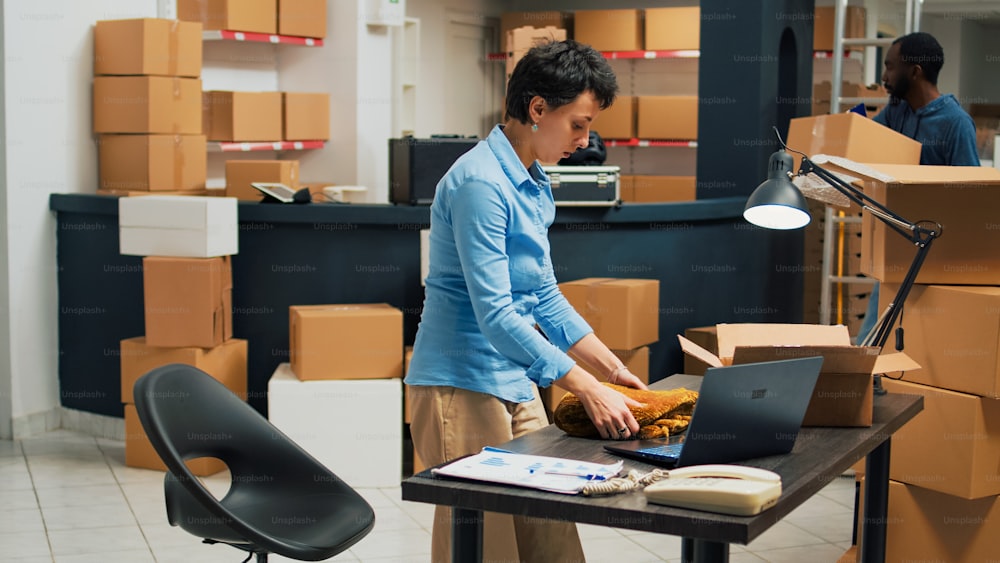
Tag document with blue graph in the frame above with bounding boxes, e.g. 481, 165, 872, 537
431, 447, 624, 494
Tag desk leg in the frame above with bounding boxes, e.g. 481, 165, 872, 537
681, 537, 729, 562
451, 507, 483, 563
861, 438, 891, 563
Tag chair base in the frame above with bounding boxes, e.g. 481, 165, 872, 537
203, 538, 269, 562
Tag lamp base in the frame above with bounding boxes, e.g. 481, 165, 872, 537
873, 374, 888, 396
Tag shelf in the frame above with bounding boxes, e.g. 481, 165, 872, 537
489, 49, 699, 61
604, 139, 697, 148
208, 141, 326, 152
203, 30, 324, 46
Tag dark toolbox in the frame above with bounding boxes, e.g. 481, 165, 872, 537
541, 165, 621, 206
389, 136, 479, 205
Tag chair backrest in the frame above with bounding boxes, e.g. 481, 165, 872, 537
132, 363, 372, 557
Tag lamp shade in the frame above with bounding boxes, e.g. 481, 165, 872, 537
743, 150, 811, 230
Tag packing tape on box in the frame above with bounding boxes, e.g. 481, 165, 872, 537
169, 20, 179, 77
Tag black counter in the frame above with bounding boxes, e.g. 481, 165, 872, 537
50, 194, 804, 417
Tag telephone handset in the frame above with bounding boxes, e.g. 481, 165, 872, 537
643, 464, 782, 516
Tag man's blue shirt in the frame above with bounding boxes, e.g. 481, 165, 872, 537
873, 93, 980, 166
404, 125, 593, 403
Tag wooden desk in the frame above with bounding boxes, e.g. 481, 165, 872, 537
401, 374, 923, 563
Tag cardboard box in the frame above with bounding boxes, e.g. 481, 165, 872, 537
283, 92, 329, 141
289, 303, 404, 380
119, 195, 239, 257
278, 0, 327, 38
879, 284, 1000, 397
178, 0, 277, 34
99, 134, 207, 192
644, 7, 699, 51
558, 278, 659, 350
573, 9, 642, 52
543, 346, 651, 415
120, 336, 247, 404
637, 96, 698, 141
855, 479, 1000, 561
786, 113, 921, 170
268, 363, 402, 486
506, 26, 567, 78
94, 18, 202, 77
682, 326, 717, 375
93, 76, 202, 134
883, 378, 1000, 499
620, 175, 696, 203
205, 91, 283, 142
224, 159, 299, 201
500, 11, 571, 51
822, 160, 1000, 284
814, 6, 867, 52
678, 323, 918, 427
124, 403, 226, 476
592, 96, 635, 140
143, 256, 232, 348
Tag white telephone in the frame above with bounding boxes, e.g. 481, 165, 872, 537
643, 464, 782, 516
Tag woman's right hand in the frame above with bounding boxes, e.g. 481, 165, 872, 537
558, 366, 643, 440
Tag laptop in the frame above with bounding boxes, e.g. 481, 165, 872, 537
604, 356, 823, 468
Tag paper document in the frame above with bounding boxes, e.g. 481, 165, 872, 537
431, 447, 624, 494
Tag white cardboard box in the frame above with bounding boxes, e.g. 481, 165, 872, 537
119, 195, 238, 257
267, 363, 402, 487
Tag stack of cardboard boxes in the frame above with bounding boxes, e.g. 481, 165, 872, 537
117, 195, 244, 476
93, 18, 207, 197
177, 0, 327, 39
821, 161, 1000, 560
538, 278, 660, 417
268, 303, 404, 487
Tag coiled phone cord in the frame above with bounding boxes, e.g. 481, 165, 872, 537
581, 468, 672, 496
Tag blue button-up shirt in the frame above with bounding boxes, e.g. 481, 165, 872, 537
404, 125, 593, 403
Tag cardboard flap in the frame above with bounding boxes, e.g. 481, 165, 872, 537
874, 352, 920, 374
715, 323, 851, 359
732, 345, 879, 374
677, 335, 723, 368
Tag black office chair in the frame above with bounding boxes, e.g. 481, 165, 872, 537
133, 363, 375, 562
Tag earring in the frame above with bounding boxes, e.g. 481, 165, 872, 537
531, 123, 538, 132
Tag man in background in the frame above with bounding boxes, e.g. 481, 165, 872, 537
858, 31, 980, 343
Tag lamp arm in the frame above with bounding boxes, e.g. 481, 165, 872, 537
869, 236, 935, 350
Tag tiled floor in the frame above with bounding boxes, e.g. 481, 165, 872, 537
1, 429, 857, 562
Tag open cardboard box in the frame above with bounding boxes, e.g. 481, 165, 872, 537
678, 323, 919, 427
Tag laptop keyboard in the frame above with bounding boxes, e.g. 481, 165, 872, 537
638, 443, 684, 458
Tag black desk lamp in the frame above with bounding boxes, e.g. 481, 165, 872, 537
743, 128, 941, 394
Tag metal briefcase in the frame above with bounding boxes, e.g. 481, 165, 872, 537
541, 165, 621, 207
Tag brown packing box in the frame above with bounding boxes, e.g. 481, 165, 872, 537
883, 378, 1000, 499
855, 479, 1000, 561
785, 113, 921, 171
879, 284, 1000, 397
644, 7, 700, 51
94, 18, 202, 77
822, 161, 1000, 284
225, 159, 299, 201
678, 323, 918, 427
205, 91, 283, 142
558, 278, 659, 350
620, 175, 696, 203
814, 6, 867, 52
125, 404, 226, 475
283, 92, 330, 141
573, 9, 642, 52
143, 256, 232, 348
289, 303, 404, 380
682, 326, 717, 375
278, 0, 327, 38
99, 134, 207, 192
813, 81, 888, 102
93, 76, 202, 134
120, 336, 247, 403
592, 96, 635, 140
500, 11, 571, 52
178, 0, 277, 34
506, 26, 567, 78
637, 96, 698, 141
543, 346, 651, 415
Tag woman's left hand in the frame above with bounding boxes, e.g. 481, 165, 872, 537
609, 367, 648, 390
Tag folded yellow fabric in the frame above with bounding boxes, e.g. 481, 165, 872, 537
553, 383, 699, 440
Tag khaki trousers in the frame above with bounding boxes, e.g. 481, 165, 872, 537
408, 384, 585, 563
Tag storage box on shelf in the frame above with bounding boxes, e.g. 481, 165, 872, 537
93, 76, 202, 135
505, 26, 567, 79
94, 18, 202, 77
813, 6, 867, 52
283, 92, 330, 141
204, 91, 283, 142
278, 0, 327, 38
643, 7, 699, 51
98, 134, 207, 192
178, 0, 277, 34
637, 96, 698, 141
573, 9, 642, 52
619, 175, 695, 203
500, 11, 571, 52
